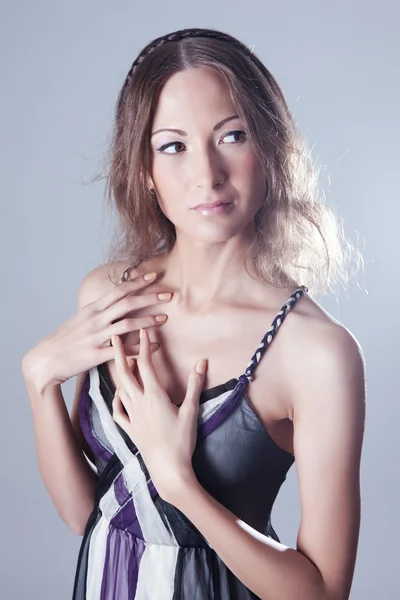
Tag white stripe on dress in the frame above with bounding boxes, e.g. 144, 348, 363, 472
123, 457, 179, 546
89, 366, 134, 466
86, 516, 110, 600
197, 389, 233, 426
89, 367, 179, 545
135, 544, 180, 600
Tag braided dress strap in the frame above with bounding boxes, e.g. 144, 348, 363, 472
238, 285, 309, 385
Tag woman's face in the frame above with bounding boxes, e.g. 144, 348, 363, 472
148, 66, 267, 244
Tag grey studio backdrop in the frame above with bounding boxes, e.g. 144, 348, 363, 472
1, 1, 397, 598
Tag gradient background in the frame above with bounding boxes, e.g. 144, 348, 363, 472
2, 1, 397, 598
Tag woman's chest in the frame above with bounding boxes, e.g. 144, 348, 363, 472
107, 301, 295, 454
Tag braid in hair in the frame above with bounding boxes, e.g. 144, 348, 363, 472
117, 27, 267, 112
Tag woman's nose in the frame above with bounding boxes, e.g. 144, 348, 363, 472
191, 145, 227, 189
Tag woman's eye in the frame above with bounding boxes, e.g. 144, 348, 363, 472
157, 141, 186, 154
156, 130, 246, 154
222, 130, 247, 144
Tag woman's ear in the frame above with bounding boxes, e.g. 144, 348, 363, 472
147, 175, 155, 191
139, 170, 154, 191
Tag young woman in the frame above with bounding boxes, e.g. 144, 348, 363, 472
22, 27, 366, 600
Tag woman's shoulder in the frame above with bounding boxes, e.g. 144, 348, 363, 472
277, 290, 363, 419
281, 287, 359, 362
77, 262, 124, 309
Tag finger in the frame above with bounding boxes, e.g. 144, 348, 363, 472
115, 386, 134, 419
119, 386, 135, 417
111, 334, 142, 394
181, 359, 208, 416
137, 328, 162, 391
105, 301, 170, 336
112, 389, 130, 427
94, 271, 157, 312
97, 341, 159, 367
123, 342, 160, 357
127, 356, 136, 372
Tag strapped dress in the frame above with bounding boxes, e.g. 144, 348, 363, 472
73, 284, 308, 599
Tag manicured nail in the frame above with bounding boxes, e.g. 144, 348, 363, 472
143, 272, 157, 281
157, 292, 172, 300
155, 314, 167, 322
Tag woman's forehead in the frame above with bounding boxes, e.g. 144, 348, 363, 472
152, 68, 237, 129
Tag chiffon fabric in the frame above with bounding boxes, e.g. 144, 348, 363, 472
72, 285, 308, 599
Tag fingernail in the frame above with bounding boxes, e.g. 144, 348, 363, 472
196, 359, 207, 374
143, 272, 157, 281
139, 328, 143, 340
157, 292, 172, 300
155, 314, 167, 322
111, 335, 115, 346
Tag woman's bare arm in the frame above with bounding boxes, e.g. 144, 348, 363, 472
22, 266, 111, 535
165, 319, 366, 600
23, 368, 98, 535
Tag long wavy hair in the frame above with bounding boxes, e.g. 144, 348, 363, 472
93, 27, 364, 296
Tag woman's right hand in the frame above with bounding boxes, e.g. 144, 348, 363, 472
22, 271, 172, 392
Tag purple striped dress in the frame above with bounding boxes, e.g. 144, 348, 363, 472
73, 285, 308, 599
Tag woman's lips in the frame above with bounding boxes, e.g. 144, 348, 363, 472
192, 202, 234, 216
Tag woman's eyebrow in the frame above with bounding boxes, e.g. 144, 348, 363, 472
151, 114, 240, 137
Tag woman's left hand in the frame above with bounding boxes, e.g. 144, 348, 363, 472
111, 328, 208, 503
